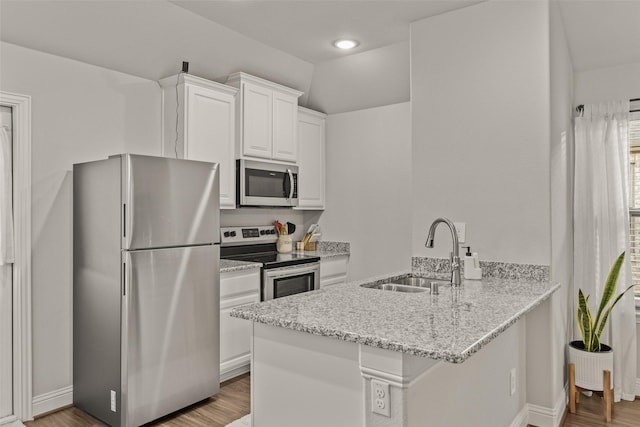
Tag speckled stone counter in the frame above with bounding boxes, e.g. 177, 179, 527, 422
220, 259, 262, 273
231, 271, 559, 363
297, 241, 350, 259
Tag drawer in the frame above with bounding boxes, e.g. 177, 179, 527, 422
320, 255, 349, 279
220, 268, 261, 300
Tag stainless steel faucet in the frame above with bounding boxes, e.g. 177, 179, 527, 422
425, 218, 461, 286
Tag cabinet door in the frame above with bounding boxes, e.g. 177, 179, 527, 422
272, 92, 298, 162
242, 83, 272, 159
185, 85, 236, 209
220, 294, 257, 380
320, 255, 349, 288
220, 269, 260, 381
297, 111, 325, 209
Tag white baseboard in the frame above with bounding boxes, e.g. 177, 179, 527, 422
528, 385, 567, 427
32, 385, 72, 417
636, 378, 640, 397
220, 363, 250, 383
509, 404, 529, 427
0, 414, 26, 427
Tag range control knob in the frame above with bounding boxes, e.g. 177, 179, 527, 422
230, 231, 237, 237
223, 231, 230, 238
269, 229, 276, 234
260, 230, 265, 235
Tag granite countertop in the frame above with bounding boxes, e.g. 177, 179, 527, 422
220, 259, 262, 273
297, 249, 350, 259
301, 241, 350, 259
231, 272, 560, 363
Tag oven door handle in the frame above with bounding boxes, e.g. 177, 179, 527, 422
263, 262, 320, 279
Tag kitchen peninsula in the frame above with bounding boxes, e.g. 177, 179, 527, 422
232, 268, 560, 427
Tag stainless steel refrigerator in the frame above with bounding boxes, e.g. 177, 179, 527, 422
73, 154, 220, 427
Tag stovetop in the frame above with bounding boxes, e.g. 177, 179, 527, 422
220, 226, 319, 269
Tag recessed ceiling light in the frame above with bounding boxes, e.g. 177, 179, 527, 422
333, 39, 359, 50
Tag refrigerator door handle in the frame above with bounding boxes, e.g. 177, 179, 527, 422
121, 252, 131, 424
122, 155, 134, 249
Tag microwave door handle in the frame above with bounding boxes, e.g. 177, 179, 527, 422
286, 169, 294, 199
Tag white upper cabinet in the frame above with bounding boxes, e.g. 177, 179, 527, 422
226, 72, 302, 163
272, 91, 298, 161
242, 83, 272, 158
160, 74, 237, 209
296, 107, 326, 210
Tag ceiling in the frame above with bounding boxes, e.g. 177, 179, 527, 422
169, 0, 483, 64
556, 0, 640, 71
1, 0, 639, 111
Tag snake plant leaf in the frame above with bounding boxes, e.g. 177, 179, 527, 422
591, 333, 600, 352
592, 252, 625, 335
576, 252, 634, 352
594, 284, 635, 344
577, 288, 593, 349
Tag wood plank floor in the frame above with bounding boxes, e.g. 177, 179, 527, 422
562, 393, 639, 427
25, 373, 639, 426
25, 374, 250, 427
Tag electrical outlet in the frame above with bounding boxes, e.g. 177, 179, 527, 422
110, 390, 117, 412
371, 379, 390, 417
454, 222, 466, 244
510, 368, 516, 396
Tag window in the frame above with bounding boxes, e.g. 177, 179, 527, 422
627, 108, 640, 304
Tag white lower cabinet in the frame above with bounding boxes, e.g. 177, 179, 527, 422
220, 268, 260, 381
320, 255, 349, 288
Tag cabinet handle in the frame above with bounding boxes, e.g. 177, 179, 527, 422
286, 169, 294, 199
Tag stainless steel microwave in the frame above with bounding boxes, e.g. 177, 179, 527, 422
236, 159, 298, 207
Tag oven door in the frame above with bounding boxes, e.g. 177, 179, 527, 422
262, 262, 319, 301
238, 159, 298, 207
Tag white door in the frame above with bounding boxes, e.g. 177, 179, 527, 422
0, 105, 13, 419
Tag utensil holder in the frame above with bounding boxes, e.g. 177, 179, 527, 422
304, 241, 317, 251
277, 235, 293, 253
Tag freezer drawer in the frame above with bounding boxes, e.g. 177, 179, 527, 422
123, 245, 220, 426
122, 155, 220, 250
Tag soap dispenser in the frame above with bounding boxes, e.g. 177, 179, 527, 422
463, 246, 482, 280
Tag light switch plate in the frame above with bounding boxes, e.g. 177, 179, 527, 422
454, 222, 466, 244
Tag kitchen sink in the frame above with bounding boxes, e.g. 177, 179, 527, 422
360, 276, 451, 293
362, 283, 429, 293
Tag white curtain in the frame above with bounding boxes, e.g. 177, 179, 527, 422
573, 101, 637, 401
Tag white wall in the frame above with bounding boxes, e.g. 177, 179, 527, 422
574, 61, 640, 105
319, 102, 412, 281
0, 42, 161, 404
410, 0, 551, 265
548, 0, 575, 411
410, 0, 568, 422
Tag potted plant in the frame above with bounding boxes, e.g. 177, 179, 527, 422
569, 251, 634, 391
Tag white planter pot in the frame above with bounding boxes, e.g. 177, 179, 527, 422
568, 340, 613, 391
